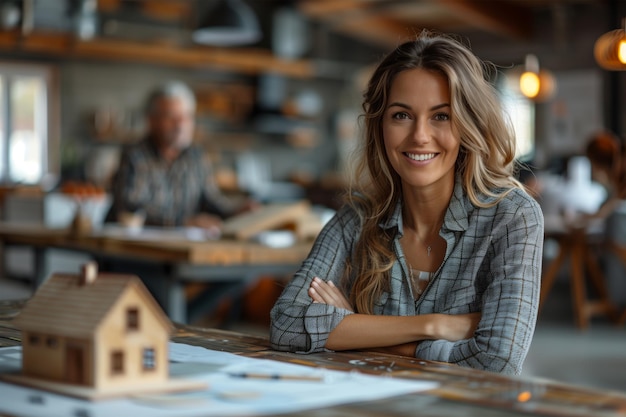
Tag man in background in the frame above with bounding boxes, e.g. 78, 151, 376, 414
109, 80, 253, 232
107, 81, 258, 325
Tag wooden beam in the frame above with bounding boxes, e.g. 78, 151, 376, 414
435, 0, 532, 40
298, 0, 375, 17
299, 0, 533, 48
299, 0, 417, 47
0, 32, 315, 78
337, 15, 420, 47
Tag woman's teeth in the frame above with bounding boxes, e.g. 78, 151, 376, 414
406, 152, 436, 161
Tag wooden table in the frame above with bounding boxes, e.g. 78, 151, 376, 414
0, 222, 312, 323
1, 301, 626, 417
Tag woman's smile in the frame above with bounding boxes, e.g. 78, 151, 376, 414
404, 152, 438, 162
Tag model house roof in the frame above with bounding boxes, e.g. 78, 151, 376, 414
15, 270, 172, 338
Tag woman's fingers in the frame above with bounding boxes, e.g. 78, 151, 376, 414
308, 286, 324, 303
310, 277, 335, 302
308, 277, 353, 311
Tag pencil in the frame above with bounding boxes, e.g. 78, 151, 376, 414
227, 372, 324, 382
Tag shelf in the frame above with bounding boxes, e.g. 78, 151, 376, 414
0, 31, 316, 78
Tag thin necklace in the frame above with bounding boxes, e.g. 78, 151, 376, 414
412, 228, 436, 257
404, 212, 444, 259
415, 226, 442, 257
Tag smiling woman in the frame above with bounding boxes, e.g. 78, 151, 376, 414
270, 30, 544, 376
382, 69, 459, 194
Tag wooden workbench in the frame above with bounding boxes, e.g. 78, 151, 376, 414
0, 222, 312, 323
1, 301, 626, 417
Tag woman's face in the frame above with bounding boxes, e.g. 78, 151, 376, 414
382, 68, 460, 191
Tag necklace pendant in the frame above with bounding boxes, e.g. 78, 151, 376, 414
427, 245, 432, 257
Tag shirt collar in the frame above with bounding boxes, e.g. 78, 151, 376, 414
380, 175, 469, 236
144, 136, 192, 161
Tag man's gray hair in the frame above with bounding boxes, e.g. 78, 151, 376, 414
145, 81, 196, 115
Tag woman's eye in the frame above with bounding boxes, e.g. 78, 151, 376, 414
433, 112, 450, 121
392, 112, 410, 120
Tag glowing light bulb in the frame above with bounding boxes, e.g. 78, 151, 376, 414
618, 39, 626, 64
520, 71, 540, 98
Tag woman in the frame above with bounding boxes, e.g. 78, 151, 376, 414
270, 31, 544, 375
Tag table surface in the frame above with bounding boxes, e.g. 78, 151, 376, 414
1, 300, 626, 417
0, 221, 314, 324
0, 221, 313, 266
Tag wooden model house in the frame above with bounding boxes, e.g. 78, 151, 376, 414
9, 263, 192, 398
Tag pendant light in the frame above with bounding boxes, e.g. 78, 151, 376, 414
518, 54, 556, 102
594, 18, 626, 70
192, 0, 261, 47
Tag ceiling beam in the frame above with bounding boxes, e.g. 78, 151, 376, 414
299, 0, 534, 48
434, 0, 532, 40
334, 15, 421, 47
298, 0, 420, 47
298, 0, 375, 17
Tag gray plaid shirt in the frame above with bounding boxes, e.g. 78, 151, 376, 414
110, 139, 236, 227
270, 178, 544, 375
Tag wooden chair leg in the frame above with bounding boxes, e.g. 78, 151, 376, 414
539, 239, 568, 312
584, 247, 620, 322
570, 240, 589, 329
607, 242, 626, 326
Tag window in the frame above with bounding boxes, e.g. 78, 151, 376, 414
0, 62, 58, 184
111, 350, 124, 374
142, 347, 156, 371
126, 307, 139, 331
498, 74, 535, 162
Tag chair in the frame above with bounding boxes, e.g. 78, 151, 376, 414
604, 240, 626, 325
539, 227, 620, 329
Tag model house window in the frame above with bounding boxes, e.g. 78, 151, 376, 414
0, 63, 58, 184
142, 347, 156, 371
46, 336, 58, 348
111, 350, 124, 374
126, 307, 139, 331
28, 334, 39, 346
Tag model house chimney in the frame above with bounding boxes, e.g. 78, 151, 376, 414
80, 261, 98, 286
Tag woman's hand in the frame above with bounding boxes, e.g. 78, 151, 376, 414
308, 277, 353, 312
432, 312, 481, 341
368, 342, 419, 357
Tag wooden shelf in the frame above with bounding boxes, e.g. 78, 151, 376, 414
0, 31, 316, 78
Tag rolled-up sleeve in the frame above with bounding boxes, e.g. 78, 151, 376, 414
270, 206, 358, 353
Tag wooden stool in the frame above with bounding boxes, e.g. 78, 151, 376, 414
604, 241, 626, 326
540, 228, 619, 329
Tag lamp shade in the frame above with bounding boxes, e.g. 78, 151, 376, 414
509, 54, 556, 102
519, 69, 556, 102
192, 0, 261, 47
594, 23, 626, 71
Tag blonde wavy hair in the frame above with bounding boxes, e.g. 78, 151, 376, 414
345, 31, 523, 314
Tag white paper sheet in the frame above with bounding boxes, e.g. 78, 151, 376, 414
0, 342, 438, 416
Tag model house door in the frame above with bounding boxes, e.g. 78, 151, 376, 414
65, 344, 86, 385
